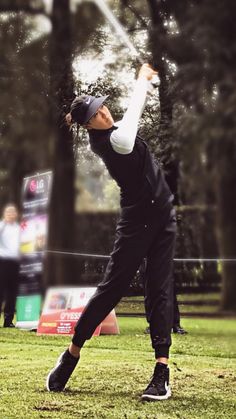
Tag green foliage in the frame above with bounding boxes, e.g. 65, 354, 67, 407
116, 294, 221, 315
156, 0, 236, 309
0, 13, 51, 207
159, 0, 236, 200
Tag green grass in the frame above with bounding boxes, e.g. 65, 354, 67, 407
120, 293, 220, 302
0, 317, 236, 419
115, 301, 219, 315
116, 294, 221, 315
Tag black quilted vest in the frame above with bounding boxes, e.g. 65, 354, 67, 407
89, 127, 173, 208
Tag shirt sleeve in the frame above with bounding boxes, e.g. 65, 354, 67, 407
110, 76, 149, 154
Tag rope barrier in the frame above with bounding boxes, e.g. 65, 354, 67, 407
45, 250, 236, 263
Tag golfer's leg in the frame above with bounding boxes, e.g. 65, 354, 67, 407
72, 227, 148, 348
141, 208, 177, 401
46, 223, 150, 391
145, 212, 177, 360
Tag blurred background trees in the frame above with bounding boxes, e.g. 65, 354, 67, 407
0, 0, 235, 310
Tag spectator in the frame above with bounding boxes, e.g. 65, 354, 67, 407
172, 282, 188, 334
0, 204, 20, 327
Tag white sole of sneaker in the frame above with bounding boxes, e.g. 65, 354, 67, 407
46, 352, 65, 392
46, 370, 53, 392
141, 387, 171, 401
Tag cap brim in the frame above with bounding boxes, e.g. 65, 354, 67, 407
83, 95, 109, 124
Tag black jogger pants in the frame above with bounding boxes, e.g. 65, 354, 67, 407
72, 195, 176, 358
141, 260, 181, 329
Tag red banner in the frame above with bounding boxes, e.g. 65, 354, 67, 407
37, 287, 119, 337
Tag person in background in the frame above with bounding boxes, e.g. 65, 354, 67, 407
0, 204, 20, 327
172, 281, 188, 334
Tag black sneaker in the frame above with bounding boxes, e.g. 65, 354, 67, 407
172, 325, 188, 335
141, 363, 171, 401
46, 349, 79, 392
3, 322, 15, 328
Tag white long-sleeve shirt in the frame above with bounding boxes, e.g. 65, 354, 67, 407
110, 76, 150, 154
0, 221, 20, 260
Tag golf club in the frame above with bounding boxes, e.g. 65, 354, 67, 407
88, 0, 160, 87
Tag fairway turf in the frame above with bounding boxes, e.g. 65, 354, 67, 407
0, 317, 236, 419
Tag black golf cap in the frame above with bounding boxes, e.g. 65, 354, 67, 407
70, 95, 108, 125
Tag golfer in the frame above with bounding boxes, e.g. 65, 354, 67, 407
46, 64, 177, 401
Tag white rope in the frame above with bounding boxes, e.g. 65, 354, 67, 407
46, 250, 109, 259
45, 250, 236, 262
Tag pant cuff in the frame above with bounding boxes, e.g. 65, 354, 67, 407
155, 345, 170, 359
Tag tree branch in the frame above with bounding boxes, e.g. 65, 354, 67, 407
126, 4, 148, 29
120, 0, 148, 29
0, 0, 47, 16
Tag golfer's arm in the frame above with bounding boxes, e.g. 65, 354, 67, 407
110, 77, 149, 154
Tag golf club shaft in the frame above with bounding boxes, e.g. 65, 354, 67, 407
91, 0, 159, 86
92, 0, 143, 64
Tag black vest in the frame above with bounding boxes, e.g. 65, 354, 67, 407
89, 127, 173, 208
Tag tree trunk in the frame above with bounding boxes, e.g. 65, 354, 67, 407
0, 0, 45, 14
147, 0, 173, 136
45, 0, 76, 286
215, 148, 236, 311
147, 0, 179, 203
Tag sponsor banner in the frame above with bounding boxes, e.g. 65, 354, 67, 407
16, 295, 42, 330
37, 287, 119, 336
37, 308, 102, 336
100, 311, 119, 335
16, 171, 52, 329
